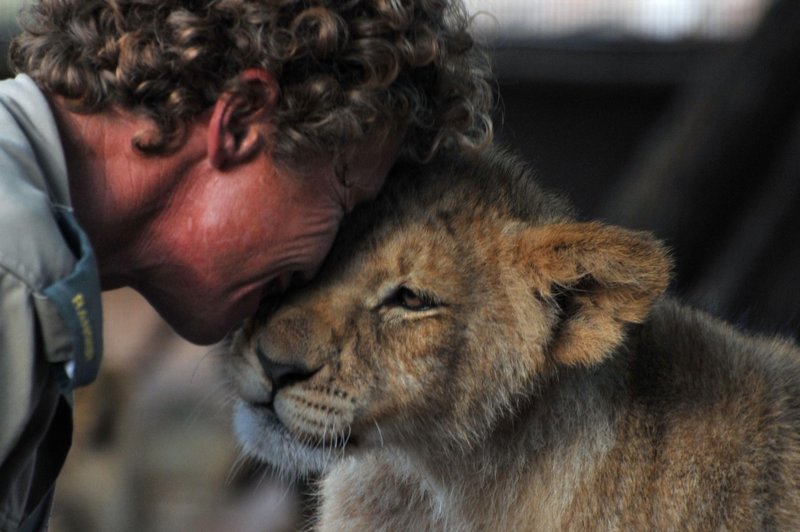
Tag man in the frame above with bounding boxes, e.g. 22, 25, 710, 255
0, 1, 493, 529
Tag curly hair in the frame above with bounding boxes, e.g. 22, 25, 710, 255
9, 0, 493, 165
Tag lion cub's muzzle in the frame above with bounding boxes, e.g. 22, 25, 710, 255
254, 344, 320, 406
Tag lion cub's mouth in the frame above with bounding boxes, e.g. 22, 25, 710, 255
248, 400, 358, 450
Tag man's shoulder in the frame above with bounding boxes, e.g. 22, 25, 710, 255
0, 74, 71, 206
0, 75, 75, 290
0, 155, 75, 291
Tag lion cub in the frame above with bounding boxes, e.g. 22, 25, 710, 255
225, 149, 800, 531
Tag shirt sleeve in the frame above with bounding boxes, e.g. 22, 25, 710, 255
0, 268, 71, 530
0, 269, 39, 464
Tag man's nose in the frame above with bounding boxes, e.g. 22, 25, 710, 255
255, 345, 318, 392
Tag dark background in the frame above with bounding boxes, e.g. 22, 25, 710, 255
486, 1, 800, 338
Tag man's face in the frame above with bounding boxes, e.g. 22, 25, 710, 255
135, 134, 402, 344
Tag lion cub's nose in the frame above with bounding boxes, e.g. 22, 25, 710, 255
256, 345, 318, 392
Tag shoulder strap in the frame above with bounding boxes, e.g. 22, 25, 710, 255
33, 207, 103, 390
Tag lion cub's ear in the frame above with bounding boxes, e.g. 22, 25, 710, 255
512, 222, 671, 367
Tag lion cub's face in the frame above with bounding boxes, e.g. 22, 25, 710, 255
224, 154, 669, 477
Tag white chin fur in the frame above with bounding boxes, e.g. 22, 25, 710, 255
233, 400, 337, 478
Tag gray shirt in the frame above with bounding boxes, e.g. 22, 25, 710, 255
0, 74, 103, 531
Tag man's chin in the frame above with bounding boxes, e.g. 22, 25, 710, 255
173, 322, 228, 345
134, 283, 256, 344
143, 296, 237, 345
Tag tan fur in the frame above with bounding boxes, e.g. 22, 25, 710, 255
224, 149, 800, 531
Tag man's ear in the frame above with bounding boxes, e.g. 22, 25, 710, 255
208, 68, 279, 169
512, 222, 671, 367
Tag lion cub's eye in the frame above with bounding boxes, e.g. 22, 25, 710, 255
386, 286, 435, 311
